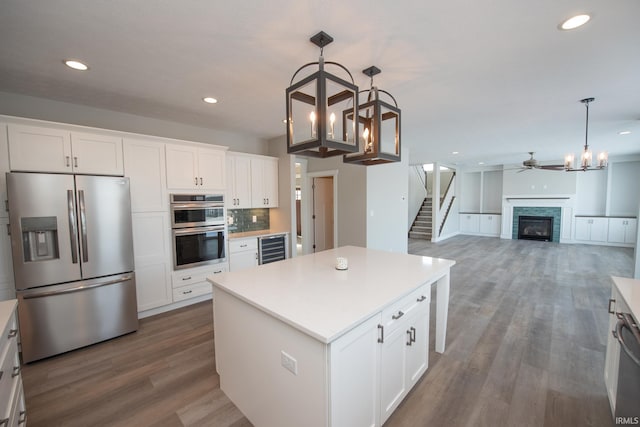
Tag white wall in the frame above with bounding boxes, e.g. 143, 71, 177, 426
460, 171, 481, 212
575, 169, 607, 215
366, 153, 409, 253
609, 160, 640, 217
482, 170, 503, 213
502, 168, 577, 195
0, 91, 267, 154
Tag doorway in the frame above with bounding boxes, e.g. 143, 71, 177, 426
299, 168, 338, 255
312, 176, 334, 252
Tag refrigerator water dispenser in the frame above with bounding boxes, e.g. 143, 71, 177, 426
21, 216, 60, 262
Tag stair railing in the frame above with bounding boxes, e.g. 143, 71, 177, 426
437, 172, 456, 236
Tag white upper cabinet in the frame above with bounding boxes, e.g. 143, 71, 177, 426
251, 157, 278, 208
123, 138, 167, 212
166, 143, 225, 191
7, 124, 123, 175
70, 132, 124, 175
0, 124, 8, 218
227, 154, 252, 209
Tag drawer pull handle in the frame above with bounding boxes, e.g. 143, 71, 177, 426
410, 326, 416, 343
182, 276, 192, 281
183, 290, 193, 295
608, 298, 615, 314
406, 329, 412, 346
392, 310, 404, 320
377, 324, 384, 343
417, 295, 427, 302
213, 270, 222, 274
18, 411, 26, 425
65, 156, 70, 167
0, 418, 8, 426
240, 244, 247, 248
11, 366, 20, 378
0, 371, 3, 380
8, 329, 18, 338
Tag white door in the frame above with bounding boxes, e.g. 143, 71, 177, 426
313, 177, 334, 252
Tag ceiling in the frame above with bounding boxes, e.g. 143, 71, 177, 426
0, 0, 638, 168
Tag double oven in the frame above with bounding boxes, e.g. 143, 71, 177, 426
170, 194, 227, 269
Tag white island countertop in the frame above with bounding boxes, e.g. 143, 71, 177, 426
612, 276, 640, 322
209, 245, 455, 344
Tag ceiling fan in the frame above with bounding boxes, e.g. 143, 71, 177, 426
516, 152, 565, 172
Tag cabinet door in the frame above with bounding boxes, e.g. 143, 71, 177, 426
625, 220, 637, 244
479, 215, 500, 235
604, 286, 626, 416
228, 155, 252, 209
460, 214, 480, 234
607, 218, 627, 244
198, 148, 226, 190
166, 144, 198, 190
7, 124, 72, 173
263, 157, 279, 207
250, 158, 266, 207
329, 314, 381, 427
590, 218, 608, 242
574, 218, 591, 241
132, 212, 172, 311
124, 138, 167, 212
405, 305, 429, 387
229, 249, 258, 272
71, 132, 124, 175
0, 124, 8, 218
0, 217, 15, 301
379, 323, 408, 424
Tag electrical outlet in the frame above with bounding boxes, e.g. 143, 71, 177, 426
281, 351, 297, 375
252, 215, 257, 223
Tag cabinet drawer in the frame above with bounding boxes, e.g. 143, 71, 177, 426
381, 284, 430, 333
173, 281, 212, 302
173, 264, 227, 288
0, 312, 17, 360
229, 238, 258, 253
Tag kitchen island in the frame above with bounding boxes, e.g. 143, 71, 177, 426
208, 246, 455, 427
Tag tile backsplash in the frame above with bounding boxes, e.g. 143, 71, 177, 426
227, 208, 270, 233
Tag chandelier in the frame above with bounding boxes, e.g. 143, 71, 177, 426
343, 66, 401, 166
564, 97, 608, 171
285, 31, 359, 158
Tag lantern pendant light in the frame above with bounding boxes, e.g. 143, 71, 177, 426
285, 31, 359, 158
343, 66, 401, 165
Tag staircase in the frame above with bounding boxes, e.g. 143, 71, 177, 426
409, 197, 433, 240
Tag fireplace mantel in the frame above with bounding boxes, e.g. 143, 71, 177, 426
500, 195, 575, 242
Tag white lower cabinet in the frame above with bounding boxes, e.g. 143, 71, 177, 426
172, 263, 227, 302
0, 301, 25, 427
574, 217, 637, 246
607, 218, 637, 244
459, 214, 480, 234
229, 237, 258, 272
574, 217, 608, 242
378, 284, 430, 424
132, 212, 172, 312
460, 214, 501, 236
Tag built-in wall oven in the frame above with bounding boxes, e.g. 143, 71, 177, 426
170, 194, 226, 269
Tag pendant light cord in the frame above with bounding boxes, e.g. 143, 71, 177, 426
584, 99, 590, 150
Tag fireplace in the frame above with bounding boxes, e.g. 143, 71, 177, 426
518, 216, 554, 242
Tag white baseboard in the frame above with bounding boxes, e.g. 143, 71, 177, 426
138, 293, 212, 319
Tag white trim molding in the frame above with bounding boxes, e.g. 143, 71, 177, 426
501, 194, 576, 243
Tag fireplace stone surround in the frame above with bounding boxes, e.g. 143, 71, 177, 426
500, 196, 575, 243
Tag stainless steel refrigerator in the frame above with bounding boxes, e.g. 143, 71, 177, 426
7, 172, 138, 363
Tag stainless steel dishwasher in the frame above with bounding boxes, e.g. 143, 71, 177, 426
613, 312, 640, 420
258, 234, 288, 265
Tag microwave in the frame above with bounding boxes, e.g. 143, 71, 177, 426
170, 194, 225, 228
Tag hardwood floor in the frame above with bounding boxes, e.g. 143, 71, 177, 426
21, 236, 633, 426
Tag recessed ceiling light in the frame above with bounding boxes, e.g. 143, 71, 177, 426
478, 162, 485, 165
64, 59, 89, 71
618, 130, 631, 135
452, 151, 459, 155
559, 14, 591, 30
203, 97, 218, 104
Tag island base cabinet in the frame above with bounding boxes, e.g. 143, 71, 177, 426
213, 288, 329, 427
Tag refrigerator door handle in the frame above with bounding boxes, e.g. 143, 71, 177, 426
21, 274, 134, 299
67, 190, 79, 264
78, 190, 89, 263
